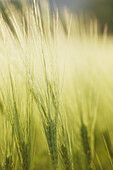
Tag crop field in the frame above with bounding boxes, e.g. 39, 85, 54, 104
0, 0, 113, 170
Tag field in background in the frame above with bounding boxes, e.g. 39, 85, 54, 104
0, 1, 113, 170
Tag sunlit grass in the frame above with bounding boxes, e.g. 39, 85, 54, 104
0, 0, 113, 170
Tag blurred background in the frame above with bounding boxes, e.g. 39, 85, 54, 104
49, 0, 113, 33
0, 0, 113, 33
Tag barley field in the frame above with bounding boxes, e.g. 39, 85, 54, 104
0, 0, 113, 170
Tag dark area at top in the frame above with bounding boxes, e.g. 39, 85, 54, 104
0, 0, 113, 33
49, 0, 113, 33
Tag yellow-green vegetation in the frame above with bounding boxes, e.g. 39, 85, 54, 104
0, 0, 113, 170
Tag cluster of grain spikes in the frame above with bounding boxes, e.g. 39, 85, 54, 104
2, 125, 15, 170
0, 75, 15, 170
75, 80, 99, 170
33, 56, 59, 170
33, 80, 59, 169
8, 66, 35, 170
0, 141, 15, 170
3, 155, 14, 170
80, 119, 92, 170
59, 116, 74, 170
